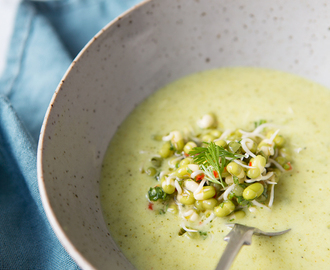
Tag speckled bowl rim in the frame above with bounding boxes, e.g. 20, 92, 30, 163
37, 1, 150, 269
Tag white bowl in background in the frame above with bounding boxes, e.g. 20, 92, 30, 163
37, 0, 330, 269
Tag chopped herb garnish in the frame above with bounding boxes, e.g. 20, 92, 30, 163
189, 142, 244, 187
148, 187, 168, 201
233, 175, 239, 184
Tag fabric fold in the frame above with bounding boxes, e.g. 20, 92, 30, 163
0, 0, 142, 268
0, 96, 79, 269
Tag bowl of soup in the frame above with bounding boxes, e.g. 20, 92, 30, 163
37, 0, 330, 269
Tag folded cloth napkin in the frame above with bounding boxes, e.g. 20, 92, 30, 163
0, 0, 141, 268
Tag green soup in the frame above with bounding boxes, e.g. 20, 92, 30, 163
100, 67, 330, 269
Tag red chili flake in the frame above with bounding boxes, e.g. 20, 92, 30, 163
184, 153, 189, 157
195, 174, 205, 182
249, 162, 252, 166
213, 170, 219, 178
148, 202, 153, 210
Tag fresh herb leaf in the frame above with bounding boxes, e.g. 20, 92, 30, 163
148, 187, 168, 201
189, 142, 244, 187
200, 164, 221, 185
236, 196, 249, 206
233, 176, 239, 185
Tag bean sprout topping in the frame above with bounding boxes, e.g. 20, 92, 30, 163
144, 115, 293, 238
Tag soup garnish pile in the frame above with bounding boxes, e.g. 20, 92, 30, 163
144, 116, 292, 237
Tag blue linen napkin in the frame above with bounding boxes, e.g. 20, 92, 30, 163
0, 0, 141, 268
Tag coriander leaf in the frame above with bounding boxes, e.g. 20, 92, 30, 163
148, 187, 167, 201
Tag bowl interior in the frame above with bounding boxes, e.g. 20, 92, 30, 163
37, 0, 330, 269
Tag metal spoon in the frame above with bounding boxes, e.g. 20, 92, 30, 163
216, 223, 291, 270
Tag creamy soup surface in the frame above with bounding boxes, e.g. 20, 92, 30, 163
100, 68, 330, 270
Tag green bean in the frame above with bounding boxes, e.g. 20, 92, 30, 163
159, 141, 174, 158
250, 155, 267, 168
173, 139, 185, 153
209, 182, 221, 192
230, 210, 246, 220
167, 204, 178, 214
145, 167, 157, 176
226, 162, 245, 178
228, 141, 241, 153
266, 131, 286, 148
168, 157, 180, 168
209, 129, 222, 138
202, 198, 218, 210
215, 139, 227, 148
178, 190, 195, 205
195, 200, 205, 211
214, 200, 235, 217
227, 130, 242, 141
274, 135, 286, 148
225, 175, 234, 185
183, 141, 197, 154
268, 168, 281, 183
162, 179, 175, 194
244, 140, 257, 153
271, 168, 282, 178
194, 186, 216, 200
184, 179, 199, 192
221, 170, 231, 178
242, 183, 264, 200
279, 147, 292, 161
179, 157, 193, 167
175, 165, 190, 178
246, 167, 260, 179
275, 156, 286, 166
257, 142, 273, 157
232, 185, 244, 197
202, 134, 215, 143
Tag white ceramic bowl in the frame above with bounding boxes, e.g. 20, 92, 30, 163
37, 0, 330, 269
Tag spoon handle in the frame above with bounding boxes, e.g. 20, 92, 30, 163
215, 234, 245, 270
216, 225, 254, 270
